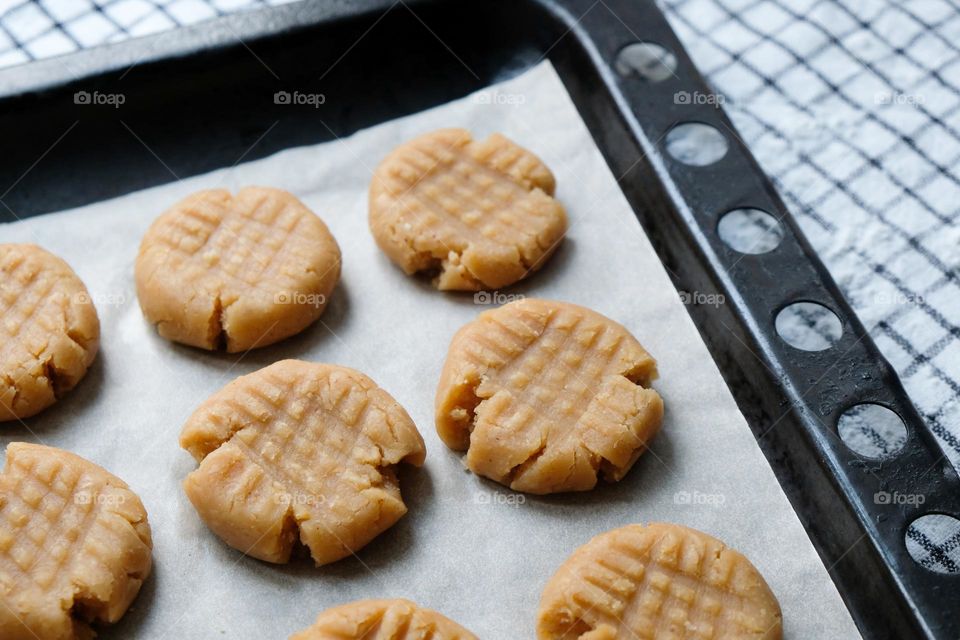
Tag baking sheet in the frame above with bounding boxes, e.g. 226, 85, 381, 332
0, 62, 860, 639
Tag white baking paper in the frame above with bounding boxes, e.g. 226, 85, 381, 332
0, 62, 860, 639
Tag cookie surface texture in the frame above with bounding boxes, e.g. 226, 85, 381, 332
135, 187, 341, 352
290, 599, 479, 640
369, 128, 567, 290
180, 359, 426, 565
537, 522, 783, 640
436, 298, 663, 494
0, 244, 100, 422
0, 443, 153, 640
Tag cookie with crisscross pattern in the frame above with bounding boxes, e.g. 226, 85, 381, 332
0, 244, 99, 422
290, 599, 478, 640
180, 360, 426, 565
369, 129, 567, 290
436, 298, 663, 494
0, 443, 152, 640
135, 187, 341, 352
537, 523, 782, 640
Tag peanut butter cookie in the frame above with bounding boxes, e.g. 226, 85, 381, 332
369, 129, 567, 290
135, 187, 340, 352
0, 244, 99, 421
291, 599, 478, 640
436, 298, 663, 494
538, 523, 783, 640
180, 360, 425, 565
0, 443, 152, 640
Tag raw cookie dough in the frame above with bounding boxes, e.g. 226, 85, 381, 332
0, 244, 100, 422
135, 187, 341, 352
369, 128, 568, 290
436, 298, 663, 494
180, 360, 426, 565
537, 523, 783, 640
290, 599, 478, 640
0, 443, 153, 640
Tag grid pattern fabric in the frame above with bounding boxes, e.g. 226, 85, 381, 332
0, 0, 297, 68
660, 0, 960, 575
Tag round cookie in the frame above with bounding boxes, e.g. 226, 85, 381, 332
435, 298, 663, 494
180, 360, 426, 565
0, 244, 100, 422
369, 128, 568, 291
0, 443, 153, 640
537, 523, 783, 640
135, 187, 341, 352
290, 599, 478, 640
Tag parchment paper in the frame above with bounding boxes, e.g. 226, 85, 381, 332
0, 62, 860, 639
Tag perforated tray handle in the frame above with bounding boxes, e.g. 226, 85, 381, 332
550, 0, 960, 637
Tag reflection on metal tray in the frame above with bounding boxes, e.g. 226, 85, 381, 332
0, 0, 956, 637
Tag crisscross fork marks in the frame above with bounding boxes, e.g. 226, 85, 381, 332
290, 598, 479, 640
0, 443, 152, 639
5, 455, 89, 590
135, 188, 341, 352
370, 129, 567, 290
180, 360, 425, 565
224, 369, 381, 508
0, 245, 99, 421
538, 523, 783, 640
1, 250, 52, 345
475, 310, 593, 480
148, 190, 304, 296
388, 139, 547, 251
436, 299, 663, 494
1, 248, 81, 361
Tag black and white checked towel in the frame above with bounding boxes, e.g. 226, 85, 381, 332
1, 0, 958, 574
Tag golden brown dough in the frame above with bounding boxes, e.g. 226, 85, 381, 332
180, 360, 426, 565
0, 244, 100, 422
538, 523, 783, 640
290, 599, 478, 640
369, 128, 567, 290
135, 187, 341, 352
436, 298, 663, 494
0, 443, 153, 640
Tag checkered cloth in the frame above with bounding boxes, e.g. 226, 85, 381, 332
661, 0, 960, 576
0, 0, 297, 67
1, 0, 958, 574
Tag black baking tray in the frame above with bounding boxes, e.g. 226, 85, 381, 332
1, 1, 957, 638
